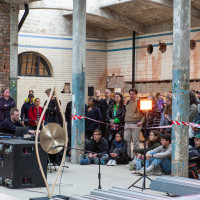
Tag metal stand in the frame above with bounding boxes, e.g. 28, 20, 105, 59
128, 112, 151, 191
97, 153, 102, 189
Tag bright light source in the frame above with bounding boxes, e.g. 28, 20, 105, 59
140, 100, 152, 111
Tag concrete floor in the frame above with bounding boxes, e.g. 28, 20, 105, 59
0, 161, 166, 200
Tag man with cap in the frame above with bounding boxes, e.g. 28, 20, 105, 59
21, 93, 35, 126
189, 133, 200, 179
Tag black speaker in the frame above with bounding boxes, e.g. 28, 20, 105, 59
0, 139, 47, 189
88, 86, 94, 97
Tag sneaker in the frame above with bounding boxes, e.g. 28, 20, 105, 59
138, 167, 144, 175
139, 165, 154, 176
111, 160, 117, 166
145, 164, 155, 176
107, 159, 113, 166
129, 162, 134, 170
152, 165, 163, 176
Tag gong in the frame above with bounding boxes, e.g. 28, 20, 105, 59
40, 123, 66, 154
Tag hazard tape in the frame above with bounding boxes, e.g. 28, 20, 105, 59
71, 115, 200, 129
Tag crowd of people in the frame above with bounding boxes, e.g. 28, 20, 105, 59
0, 87, 200, 178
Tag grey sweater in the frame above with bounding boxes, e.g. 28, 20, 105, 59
147, 144, 171, 159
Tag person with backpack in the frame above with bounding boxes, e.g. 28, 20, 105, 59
124, 88, 144, 158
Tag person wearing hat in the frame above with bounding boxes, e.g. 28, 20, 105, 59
21, 93, 35, 126
189, 133, 200, 179
24, 90, 35, 103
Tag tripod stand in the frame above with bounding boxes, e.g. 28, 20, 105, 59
128, 111, 151, 191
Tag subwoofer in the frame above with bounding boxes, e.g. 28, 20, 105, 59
0, 139, 47, 189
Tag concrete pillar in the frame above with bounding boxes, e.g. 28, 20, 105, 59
71, 0, 86, 164
172, 0, 191, 177
10, 4, 19, 105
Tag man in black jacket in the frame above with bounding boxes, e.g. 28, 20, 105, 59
21, 94, 34, 126
100, 89, 114, 139
0, 108, 23, 135
86, 129, 109, 165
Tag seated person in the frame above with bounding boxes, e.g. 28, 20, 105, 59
107, 131, 128, 166
139, 133, 171, 175
28, 98, 45, 130
130, 130, 160, 170
81, 129, 109, 165
189, 133, 200, 179
0, 108, 23, 135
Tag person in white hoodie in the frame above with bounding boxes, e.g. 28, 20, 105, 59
139, 133, 171, 175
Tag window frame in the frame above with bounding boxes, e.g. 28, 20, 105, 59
18, 52, 51, 77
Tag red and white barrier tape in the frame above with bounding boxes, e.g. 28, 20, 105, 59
71, 115, 200, 129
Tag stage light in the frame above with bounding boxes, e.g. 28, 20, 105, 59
140, 100, 152, 111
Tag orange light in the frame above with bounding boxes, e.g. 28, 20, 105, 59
140, 100, 152, 111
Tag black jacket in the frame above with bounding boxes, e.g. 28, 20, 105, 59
100, 98, 114, 122
21, 102, 34, 120
0, 97, 16, 122
85, 107, 102, 132
110, 139, 128, 155
87, 137, 109, 154
106, 104, 126, 126
65, 101, 72, 122
0, 118, 23, 135
44, 98, 61, 124
94, 99, 103, 109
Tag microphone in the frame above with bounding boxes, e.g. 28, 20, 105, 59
52, 145, 65, 149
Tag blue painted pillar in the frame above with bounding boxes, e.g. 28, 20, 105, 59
71, 0, 86, 164
172, 0, 191, 177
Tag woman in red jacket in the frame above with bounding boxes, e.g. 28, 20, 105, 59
28, 98, 45, 129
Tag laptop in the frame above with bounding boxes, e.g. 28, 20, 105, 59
15, 127, 29, 137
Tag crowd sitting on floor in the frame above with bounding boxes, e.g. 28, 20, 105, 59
1, 87, 200, 178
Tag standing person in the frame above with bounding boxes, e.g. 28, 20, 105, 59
124, 88, 144, 158
189, 91, 198, 122
0, 88, 15, 125
139, 134, 171, 175
85, 97, 102, 140
24, 90, 35, 103
107, 132, 128, 166
106, 92, 126, 143
94, 89, 103, 108
156, 92, 165, 113
145, 95, 161, 138
28, 98, 45, 130
100, 89, 114, 139
160, 95, 172, 135
44, 88, 62, 125
21, 93, 35, 126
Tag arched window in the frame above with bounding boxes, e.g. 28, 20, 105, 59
18, 52, 51, 77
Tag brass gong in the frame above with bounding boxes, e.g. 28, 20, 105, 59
40, 123, 66, 154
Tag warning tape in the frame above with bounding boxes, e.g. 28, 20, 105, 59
71, 115, 200, 129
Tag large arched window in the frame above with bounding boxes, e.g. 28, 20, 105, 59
18, 52, 51, 77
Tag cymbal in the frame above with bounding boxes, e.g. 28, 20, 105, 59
40, 123, 67, 154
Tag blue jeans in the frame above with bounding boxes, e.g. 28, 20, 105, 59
89, 154, 109, 165
146, 151, 171, 174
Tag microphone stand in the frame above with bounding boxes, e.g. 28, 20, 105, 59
53, 145, 103, 189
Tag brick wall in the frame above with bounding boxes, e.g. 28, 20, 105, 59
0, 1, 10, 92
107, 29, 200, 93
18, 34, 107, 111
